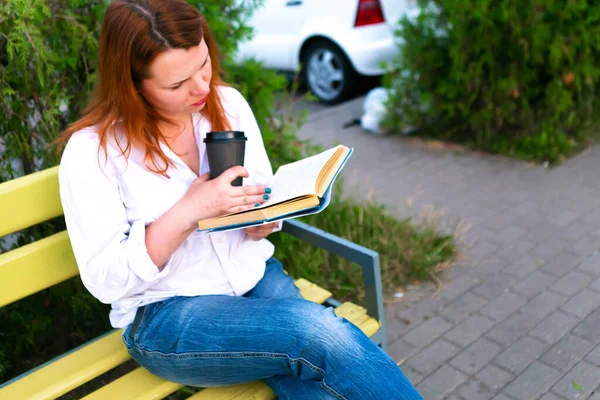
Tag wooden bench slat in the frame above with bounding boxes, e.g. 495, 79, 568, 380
293, 278, 312, 289
0, 330, 130, 400
81, 367, 183, 400
0, 166, 62, 237
83, 300, 380, 400
0, 231, 78, 307
296, 279, 332, 304
187, 381, 274, 400
335, 302, 381, 337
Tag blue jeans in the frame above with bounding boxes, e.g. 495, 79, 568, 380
122, 258, 422, 400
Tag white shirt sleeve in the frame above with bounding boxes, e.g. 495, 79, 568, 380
58, 131, 171, 304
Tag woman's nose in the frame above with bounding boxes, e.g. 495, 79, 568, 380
190, 72, 209, 96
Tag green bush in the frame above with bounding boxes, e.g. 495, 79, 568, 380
383, 0, 600, 163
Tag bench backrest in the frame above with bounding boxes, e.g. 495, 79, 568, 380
0, 167, 79, 307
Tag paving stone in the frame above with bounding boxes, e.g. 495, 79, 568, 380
590, 277, 600, 292
479, 292, 528, 322
438, 291, 489, 324
560, 289, 600, 319
541, 334, 596, 373
503, 253, 546, 279
416, 365, 468, 400
486, 311, 540, 347
530, 311, 581, 345
548, 210, 581, 228
440, 274, 482, 301
476, 364, 514, 395
578, 254, 600, 276
492, 394, 518, 400
573, 308, 600, 344
470, 256, 512, 278
511, 270, 558, 298
457, 364, 514, 400
450, 337, 504, 375
542, 252, 584, 277
550, 271, 593, 297
572, 236, 600, 257
400, 365, 425, 386
520, 291, 568, 322
388, 338, 418, 365
393, 296, 445, 330
406, 338, 461, 376
485, 212, 518, 231
513, 211, 550, 233
552, 361, 600, 399
403, 316, 453, 348
503, 362, 562, 400
445, 314, 496, 348
442, 263, 471, 281
539, 392, 568, 400
532, 238, 569, 259
527, 223, 567, 246
473, 273, 519, 300
494, 239, 537, 263
557, 221, 597, 243
494, 336, 549, 374
386, 317, 414, 343
494, 225, 528, 246
468, 240, 500, 263
586, 344, 600, 367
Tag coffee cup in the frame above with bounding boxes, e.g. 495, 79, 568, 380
203, 131, 247, 186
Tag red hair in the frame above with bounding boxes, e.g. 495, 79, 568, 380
56, 0, 230, 176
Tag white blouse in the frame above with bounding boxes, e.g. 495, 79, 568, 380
59, 86, 279, 328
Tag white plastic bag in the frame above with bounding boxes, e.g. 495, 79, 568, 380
360, 87, 390, 135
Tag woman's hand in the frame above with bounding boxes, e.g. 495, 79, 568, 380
177, 166, 270, 230
243, 222, 279, 241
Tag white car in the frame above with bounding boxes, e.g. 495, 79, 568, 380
237, 0, 417, 104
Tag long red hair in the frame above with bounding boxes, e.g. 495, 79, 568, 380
56, 0, 230, 176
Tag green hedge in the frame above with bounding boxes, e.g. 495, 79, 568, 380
384, 0, 600, 162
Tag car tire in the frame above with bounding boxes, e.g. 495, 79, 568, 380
302, 40, 358, 105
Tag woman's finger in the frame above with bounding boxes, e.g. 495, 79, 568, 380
218, 166, 248, 185
229, 185, 269, 198
232, 193, 268, 208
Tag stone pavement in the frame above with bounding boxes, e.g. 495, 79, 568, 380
297, 97, 600, 400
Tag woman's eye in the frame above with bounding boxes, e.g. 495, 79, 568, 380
171, 83, 182, 90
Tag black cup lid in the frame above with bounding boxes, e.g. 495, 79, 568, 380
204, 131, 247, 142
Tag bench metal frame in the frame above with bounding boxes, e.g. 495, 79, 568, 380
282, 219, 387, 352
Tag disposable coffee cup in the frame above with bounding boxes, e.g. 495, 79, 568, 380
203, 131, 247, 186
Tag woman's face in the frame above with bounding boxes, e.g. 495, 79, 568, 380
140, 38, 212, 122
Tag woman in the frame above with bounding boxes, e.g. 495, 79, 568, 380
57, 0, 422, 398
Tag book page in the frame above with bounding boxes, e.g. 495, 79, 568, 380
258, 146, 341, 208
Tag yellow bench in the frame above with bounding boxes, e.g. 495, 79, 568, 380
0, 167, 387, 399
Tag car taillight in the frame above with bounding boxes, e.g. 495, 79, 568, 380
354, 0, 386, 27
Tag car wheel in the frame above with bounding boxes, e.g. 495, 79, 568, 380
302, 40, 358, 105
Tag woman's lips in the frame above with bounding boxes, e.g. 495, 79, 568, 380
192, 97, 207, 107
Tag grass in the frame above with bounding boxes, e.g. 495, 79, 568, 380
272, 189, 459, 305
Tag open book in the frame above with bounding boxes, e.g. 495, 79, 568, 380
197, 144, 353, 233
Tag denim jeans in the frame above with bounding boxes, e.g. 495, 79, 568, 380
122, 258, 422, 400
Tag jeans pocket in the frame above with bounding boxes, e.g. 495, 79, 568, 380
131, 299, 173, 347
